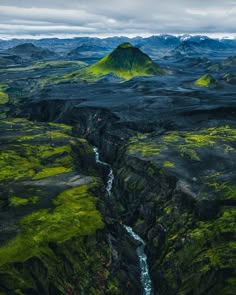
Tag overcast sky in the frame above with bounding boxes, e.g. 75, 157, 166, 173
0, 0, 235, 39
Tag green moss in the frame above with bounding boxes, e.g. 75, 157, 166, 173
9, 196, 39, 207
164, 207, 172, 215
203, 172, 236, 201
207, 182, 236, 201
37, 145, 72, 158
0, 182, 104, 266
107, 279, 120, 294
17, 131, 71, 142
126, 127, 236, 294
0, 92, 9, 105
178, 147, 201, 161
33, 166, 72, 179
127, 141, 161, 157
163, 132, 180, 143
9, 196, 29, 207
160, 205, 235, 295
128, 125, 236, 160
48, 122, 72, 131
0, 119, 113, 294
0, 119, 78, 182
163, 161, 175, 168
0, 146, 74, 181
0, 85, 9, 105
194, 74, 217, 87
173, 207, 236, 268
0, 150, 38, 180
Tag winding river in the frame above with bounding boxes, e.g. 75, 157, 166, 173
93, 147, 153, 295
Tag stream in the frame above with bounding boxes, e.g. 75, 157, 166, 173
93, 147, 153, 295
93, 147, 114, 196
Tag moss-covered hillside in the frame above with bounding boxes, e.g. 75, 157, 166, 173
0, 118, 117, 294
115, 126, 236, 294
194, 73, 217, 87
59, 42, 165, 82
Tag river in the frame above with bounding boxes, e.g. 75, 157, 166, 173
93, 147, 153, 295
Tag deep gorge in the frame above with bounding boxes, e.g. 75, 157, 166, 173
5, 98, 234, 295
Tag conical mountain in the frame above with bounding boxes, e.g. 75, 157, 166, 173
194, 74, 218, 87
81, 42, 165, 80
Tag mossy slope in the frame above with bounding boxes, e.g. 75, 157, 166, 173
60, 42, 165, 81
0, 118, 115, 294
120, 126, 236, 294
0, 85, 9, 105
195, 73, 218, 87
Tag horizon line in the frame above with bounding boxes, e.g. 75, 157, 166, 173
0, 32, 236, 41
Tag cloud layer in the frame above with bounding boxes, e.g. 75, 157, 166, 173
0, 0, 235, 38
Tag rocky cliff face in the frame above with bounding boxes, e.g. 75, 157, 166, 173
112, 129, 236, 295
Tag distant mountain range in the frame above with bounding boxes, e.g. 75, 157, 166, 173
0, 35, 235, 57
0, 36, 235, 71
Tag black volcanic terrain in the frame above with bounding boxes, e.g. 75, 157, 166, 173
0, 35, 235, 295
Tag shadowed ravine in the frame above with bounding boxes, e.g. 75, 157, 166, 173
93, 146, 153, 295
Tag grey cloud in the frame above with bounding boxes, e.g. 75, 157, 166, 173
0, 0, 235, 38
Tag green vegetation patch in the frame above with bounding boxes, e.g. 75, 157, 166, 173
33, 166, 72, 180
187, 207, 236, 269
0, 119, 76, 181
163, 161, 175, 168
194, 74, 217, 87
203, 172, 236, 202
0, 144, 74, 181
0, 85, 9, 105
162, 205, 236, 294
127, 140, 161, 157
9, 196, 39, 207
0, 181, 104, 266
128, 125, 236, 159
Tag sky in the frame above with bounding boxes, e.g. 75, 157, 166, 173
0, 0, 236, 39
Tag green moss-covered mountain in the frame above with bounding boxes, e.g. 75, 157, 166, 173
195, 73, 218, 87
63, 42, 165, 81
83, 42, 165, 79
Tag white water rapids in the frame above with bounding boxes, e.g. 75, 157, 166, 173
93, 147, 114, 196
93, 147, 153, 295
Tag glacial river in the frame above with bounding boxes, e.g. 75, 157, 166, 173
93, 147, 153, 295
